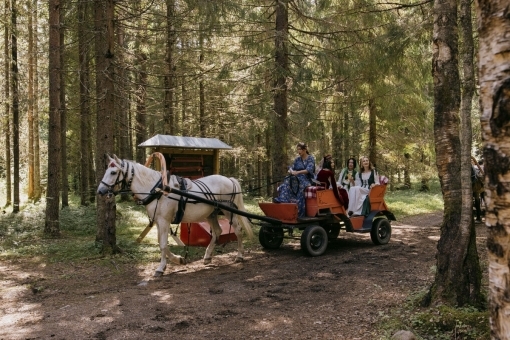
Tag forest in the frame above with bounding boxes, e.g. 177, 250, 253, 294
2, 0, 510, 338
1, 0, 443, 207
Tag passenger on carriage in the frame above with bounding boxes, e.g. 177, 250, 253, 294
317, 155, 348, 208
316, 155, 348, 209
273, 142, 315, 217
337, 157, 357, 191
347, 156, 380, 217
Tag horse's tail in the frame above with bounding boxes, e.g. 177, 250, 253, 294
230, 177, 254, 239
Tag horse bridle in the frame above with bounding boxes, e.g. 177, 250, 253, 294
101, 160, 134, 198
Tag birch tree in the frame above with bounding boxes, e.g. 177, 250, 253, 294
476, 0, 510, 336
424, 0, 483, 307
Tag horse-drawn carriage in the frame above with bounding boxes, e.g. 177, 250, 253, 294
97, 138, 396, 276
257, 183, 395, 256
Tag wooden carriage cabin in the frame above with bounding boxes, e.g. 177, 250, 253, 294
138, 134, 232, 179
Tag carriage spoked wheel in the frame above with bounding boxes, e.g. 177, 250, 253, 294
370, 218, 392, 245
300, 225, 328, 256
259, 225, 284, 249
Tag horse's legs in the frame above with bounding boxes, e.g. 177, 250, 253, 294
155, 222, 169, 276
154, 219, 185, 276
203, 213, 222, 264
225, 212, 244, 262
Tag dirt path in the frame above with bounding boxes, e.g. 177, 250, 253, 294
0, 212, 487, 340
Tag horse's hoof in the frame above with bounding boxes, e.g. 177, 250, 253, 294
235, 257, 244, 263
203, 257, 212, 265
154, 271, 164, 277
171, 257, 185, 265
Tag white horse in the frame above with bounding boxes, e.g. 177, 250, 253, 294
97, 155, 253, 276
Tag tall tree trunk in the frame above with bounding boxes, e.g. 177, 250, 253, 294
460, 0, 483, 305
343, 105, 349, 166
32, 0, 41, 202
164, 0, 175, 135
116, 20, 131, 202
45, 0, 61, 235
271, 0, 289, 194
78, 0, 90, 206
27, 0, 34, 199
181, 74, 187, 135
60, 3, 68, 208
135, 53, 147, 163
368, 97, 377, 167
265, 127, 271, 197
476, 0, 510, 336
199, 36, 206, 137
257, 133, 262, 196
425, 0, 480, 307
11, 0, 19, 213
116, 27, 129, 159
88, 130, 95, 203
3, 0, 11, 207
94, 0, 118, 253
404, 153, 411, 188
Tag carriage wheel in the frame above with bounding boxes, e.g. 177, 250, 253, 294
370, 218, 392, 245
300, 225, 328, 256
259, 225, 284, 249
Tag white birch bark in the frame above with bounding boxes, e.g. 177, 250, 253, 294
476, 0, 510, 337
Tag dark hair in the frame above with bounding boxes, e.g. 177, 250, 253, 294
323, 158, 332, 170
297, 142, 309, 154
346, 157, 357, 169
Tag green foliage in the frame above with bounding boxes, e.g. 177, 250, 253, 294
384, 179, 443, 219
379, 290, 490, 339
0, 193, 267, 264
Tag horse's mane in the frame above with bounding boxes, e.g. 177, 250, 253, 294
126, 160, 162, 188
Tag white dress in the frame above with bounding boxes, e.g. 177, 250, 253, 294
347, 170, 379, 215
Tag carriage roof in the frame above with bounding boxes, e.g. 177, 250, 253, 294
138, 134, 232, 150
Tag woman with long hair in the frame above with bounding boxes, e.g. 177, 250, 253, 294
273, 142, 315, 217
316, 155, 347, 208
347, 156, 379, 216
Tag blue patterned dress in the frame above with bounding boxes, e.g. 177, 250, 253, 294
275, 154, 315, 217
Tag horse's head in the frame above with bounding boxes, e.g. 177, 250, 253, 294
97, 154, 127, 197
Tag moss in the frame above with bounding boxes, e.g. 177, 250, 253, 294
411, 305, 489, 339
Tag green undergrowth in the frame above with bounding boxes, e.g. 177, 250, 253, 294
383, 178, 443, 219
378, 290, 490, 339
0, 179, 443, 263
0, 194, 266, 264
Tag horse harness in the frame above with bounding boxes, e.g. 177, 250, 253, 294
166, 176, 240, 224
104, 161, 241, 248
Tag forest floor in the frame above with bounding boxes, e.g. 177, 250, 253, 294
0, 211, 488, 340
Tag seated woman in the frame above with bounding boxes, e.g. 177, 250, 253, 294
316, 156, 347, 208
337, 157, 357, 191
273, 142, 315, 217
347, 156, 379, 216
